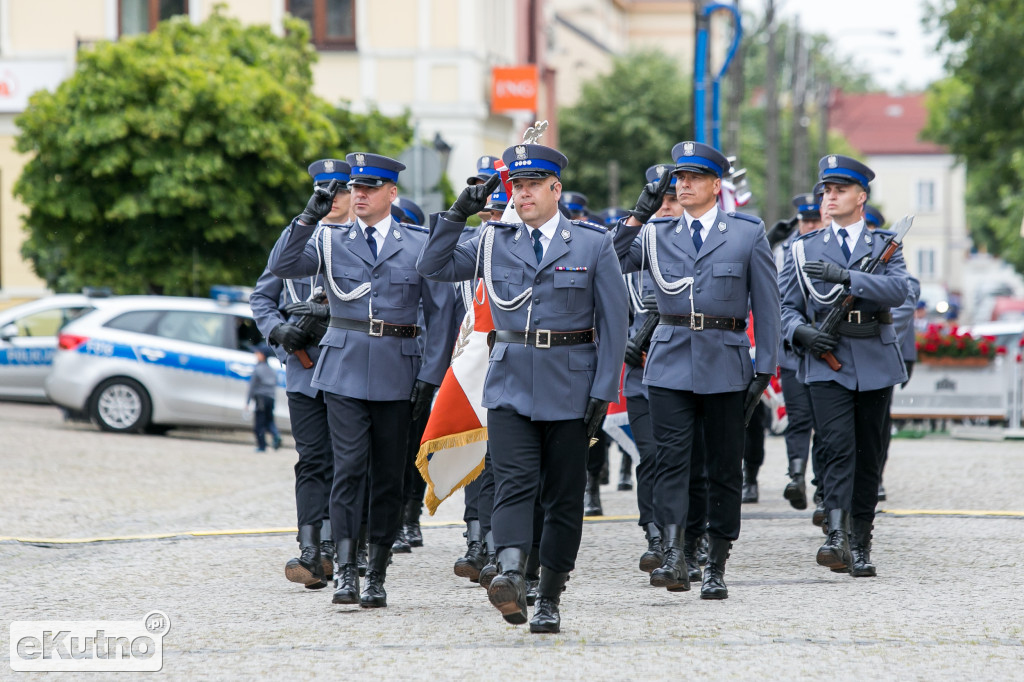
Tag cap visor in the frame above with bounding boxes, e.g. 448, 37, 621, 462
508, 169, 556, 179
673, 163, 718, 176
348, 177, 387, 188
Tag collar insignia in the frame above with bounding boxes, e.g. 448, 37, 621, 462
561, 229, 571, 240
348, 230, 356, 240
718, 222, 727, 232
393, 229, 401, 239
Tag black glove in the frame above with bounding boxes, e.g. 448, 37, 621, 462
624, 337, 645, 368
269, 323, 312, 354
447, 173, 501, 222
902, 360, 914, 388
409, 380, 438, 421
766, 217, 797, 249
628, 168, 673, 224
583, 398, 609, 442
641, 293, 659, 314
296, 179, 339, 226
792, 324, 839, 355
802, 260, 851, 285
283, 300, 330, 320
743, 373, 773, 427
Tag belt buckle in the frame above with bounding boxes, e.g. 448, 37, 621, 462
690, 313, 705, 331
847, 310, 861, 324
535, 329, 551, 349
369, 319, 384, 337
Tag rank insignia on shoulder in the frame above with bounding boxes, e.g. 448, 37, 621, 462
555, 266, 588, 272
400, 223, 429, 234
726, 211, 762, 225
570, 219, 607, 232
485, 220, 520, 230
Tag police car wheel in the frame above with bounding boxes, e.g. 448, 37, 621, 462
90, 377, 152, 433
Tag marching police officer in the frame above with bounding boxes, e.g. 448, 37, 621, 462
614, 141, 780, 599
780, 154, 910, 576
251, 158, 350, 590
417, 143, 628, 634
560, 191, 590, 221
269, 152, 456, 608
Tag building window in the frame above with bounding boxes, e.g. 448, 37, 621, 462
916, 179, 935, 213
287, 0, 355, 49
917, 248, 935, 279
120, 0, 188, 36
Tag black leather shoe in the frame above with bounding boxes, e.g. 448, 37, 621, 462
817, 509, 852, 572
360, 544, 390, 608
850, 518, 877, 577
784, 459, 808, 510
318, 519, 334, 587
529, 568, 569, 634
583, 472, 603, 516
700, 537, 731, 600
683, 534, 702, 583
617, 454, 633, 491
812, 487, 826, 528
404, 499, 424, 547
741, 481, 759, 504
488, 548, 528, 624
332, 539, 360, 604
877, 482, 887, 502
478, 531, 497, 589
357, 525, 368, 577
638, 523, 664, 574
649, 525, 690, 592
285, 525, 326, 588
524, 548, 541, 606
391, 526, 412, 554
696, 532, 709, 566
454, 520, 487, 582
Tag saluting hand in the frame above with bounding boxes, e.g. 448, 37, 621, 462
802, 260, 851, 286
628, 169, 673, 224
447, 173, 501, 222
296, 178, 340, 226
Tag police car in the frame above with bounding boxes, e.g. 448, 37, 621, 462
45, 296, 289, 433
0, 293, 113, 402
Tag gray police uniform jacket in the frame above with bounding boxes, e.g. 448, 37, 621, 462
416, 214, 628, 422
268, 218, 456, 401
779, 227, 910, 391
250, 227, 325, 399
776, 233, 801, 372
614, 212, 781, 394
623, 268, 658, 400
893, 275, 921, 363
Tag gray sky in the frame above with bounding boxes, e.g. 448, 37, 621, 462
769, 0, 947, 92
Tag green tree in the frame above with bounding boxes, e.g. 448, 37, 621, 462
14, 10, 410, 295
923, 0, 1024, 273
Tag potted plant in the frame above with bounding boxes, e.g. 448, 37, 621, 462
915, 324, 1007, 367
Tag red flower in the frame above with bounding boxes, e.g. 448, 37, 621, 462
978, 342, 990, 355
925, 342, 938, 353
997, 346, 1008, 355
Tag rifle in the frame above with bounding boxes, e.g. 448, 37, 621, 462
816, 215, 914, 371
291, 287, 329, 369
626, 311, 660, 368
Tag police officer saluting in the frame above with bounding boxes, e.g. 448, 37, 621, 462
269, 152, 456, 608
780, 155, 910, 576
417, 143, 628, 633
614, 141, 780, 599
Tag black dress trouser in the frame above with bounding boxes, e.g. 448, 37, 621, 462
286, 390, 333, 528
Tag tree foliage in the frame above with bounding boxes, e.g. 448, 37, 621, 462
14, 10, 411, 295
923, 0, 1024, 274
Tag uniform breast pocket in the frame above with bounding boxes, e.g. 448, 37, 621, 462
336, 267, 366, 295
388, 268, 421, 307
712, 262, 744, 300
553, 270, 589, 312
490, 265, 524, 301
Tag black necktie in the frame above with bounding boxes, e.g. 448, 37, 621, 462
837, 227, 851, 262
366, 226, 378, 260
532, 229, 543, 264
691, 220, 704, 253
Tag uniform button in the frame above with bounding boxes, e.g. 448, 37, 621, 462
534, 300, 540, 305
505, 273, 510, 279
374, 273, 379, 279
696, 287, 701, 293
570, 278, 575, 284
373, 292, 378, 297
404, 276, 409, 281
535, 278, 541, 284
696, 269, 702, 275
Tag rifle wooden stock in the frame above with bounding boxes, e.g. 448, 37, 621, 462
294, 349, 313, 369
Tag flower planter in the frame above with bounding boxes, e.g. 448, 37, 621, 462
918, 356, 992, 368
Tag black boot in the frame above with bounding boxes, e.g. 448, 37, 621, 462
529, 568, 570, 634
784, 459, 808, 510
700, 537, 732, 600
454, 520, 486, 582
285, 524, 326, 588
319, 519, 335, 587
617, 454, 633, 491
877, 481, 887, 502
817, 509, 852, 572
649, 524, 690, 592
811, 487, 826, 528
683, 533, 702, 582
638, 523, 664, 574
360, 543, 391, 608
391, 524, 412, 554
331, 539, 360, 604
583, 472, 603, 516
850, 518, 877, 577
357, 524, 368, 576
524, 548, 541, 606
487, 548, 528, 624
404, 499, 423, 547
741, 465, 759, 503
478, 531, 498, 589
696, 532, 709, 566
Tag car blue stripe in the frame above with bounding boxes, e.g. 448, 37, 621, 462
0, 348, 54, 366
73, 341, 285, 385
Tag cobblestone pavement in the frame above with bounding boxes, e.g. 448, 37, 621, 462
1, 402, 1022, 679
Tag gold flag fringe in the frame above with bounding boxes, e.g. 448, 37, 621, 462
415, 427, 488, 515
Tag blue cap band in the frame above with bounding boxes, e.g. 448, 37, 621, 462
315, 172, 350, 183
798, 203, 819, 213
822, 168, 870, 188
674, 155, 723, 176
566, 202, 585, 212
350, 166, 400, 182
509, 158, 562, 176
491, 191, 508, 201
397, 207, 417, 223
477, 167, 497, 176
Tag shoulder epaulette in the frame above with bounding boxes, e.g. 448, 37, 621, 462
872, 229, 896, 238
646, 216, 678, 225
727, 211, 762, 225
484, 220, 521, 229
795, 227, 824, 241
400, 222, 430, 234
571, 219, 607, 233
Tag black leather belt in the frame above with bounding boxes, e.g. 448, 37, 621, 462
488, 328, 595, 349
329, 317, 420, 338
815, 310, 892, 338
660, 314, 747, 331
